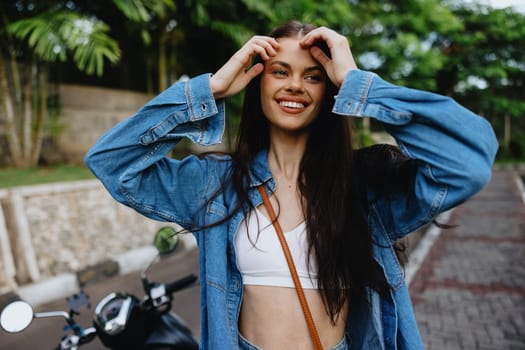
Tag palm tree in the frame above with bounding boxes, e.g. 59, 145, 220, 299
0, 0, 177, 168
1, 4, 121, 167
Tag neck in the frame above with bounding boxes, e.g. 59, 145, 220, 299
267, 127, 309, 182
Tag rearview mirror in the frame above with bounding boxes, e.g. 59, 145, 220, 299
153, 227, 180, 255
0, 301, 34, 333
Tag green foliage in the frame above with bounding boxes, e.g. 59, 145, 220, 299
2, 0, 524, 165
112, 0, 152, 22
346, 0, 462, 90
439, 5, 525, 160
113, 0, 175, 50
240, 0, 276, 24
8, 9, 120, 76
209, 21, 254, 46
0, 165, 94, 188
264, 0, 355, 27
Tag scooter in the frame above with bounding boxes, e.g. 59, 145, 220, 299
0, 227, 199, 350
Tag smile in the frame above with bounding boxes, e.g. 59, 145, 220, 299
278, 100, 307, 109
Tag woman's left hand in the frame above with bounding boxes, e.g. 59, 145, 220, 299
299, 27, 357, 87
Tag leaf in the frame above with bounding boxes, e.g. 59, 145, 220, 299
210, 21, 253, 46
112, 0, 151, 22
8, 9, 121, 76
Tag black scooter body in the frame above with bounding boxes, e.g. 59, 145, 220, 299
145, 312, 199, 350
95, 306, 198, 350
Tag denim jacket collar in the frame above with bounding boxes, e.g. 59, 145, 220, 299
248, 149, 274, 189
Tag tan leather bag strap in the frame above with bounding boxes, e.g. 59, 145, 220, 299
258, 185, 323, 350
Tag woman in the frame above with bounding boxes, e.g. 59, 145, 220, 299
85, 21, 498, 349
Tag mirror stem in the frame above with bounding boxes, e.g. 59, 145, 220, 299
34, 310, 72, 324
141, 254, 160, 293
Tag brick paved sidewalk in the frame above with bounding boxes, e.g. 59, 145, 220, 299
409, 169, 525, 350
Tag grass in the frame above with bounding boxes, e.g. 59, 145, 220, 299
0, 164, 95, 189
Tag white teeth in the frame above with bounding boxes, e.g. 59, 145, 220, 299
279, 100, 304, 109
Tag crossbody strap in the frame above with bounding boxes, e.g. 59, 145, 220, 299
257, 185, 324, 350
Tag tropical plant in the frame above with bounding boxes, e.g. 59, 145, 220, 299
439, 4, 525, 160
111, 0, 176, 91
0, 0, 176, 167
1, 3, 121, 167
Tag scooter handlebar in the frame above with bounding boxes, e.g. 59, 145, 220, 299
165, 274, 198, 295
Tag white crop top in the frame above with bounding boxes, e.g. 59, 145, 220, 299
234, 207, 319, 289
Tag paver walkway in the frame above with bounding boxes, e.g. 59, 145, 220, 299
410, 169, 525, 350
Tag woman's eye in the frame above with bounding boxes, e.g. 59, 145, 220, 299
273, 70, 288, 77
305, 75, 323, 82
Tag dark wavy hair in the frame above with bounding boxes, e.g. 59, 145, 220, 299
221, 21, 417, 322
196, 21, 417, 323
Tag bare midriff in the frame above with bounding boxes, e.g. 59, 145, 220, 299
239, 285, 348, 349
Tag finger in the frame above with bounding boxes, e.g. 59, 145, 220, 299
258, 36, 281, 51
244, 62, 264, 80
235, 37, 276, 61
299, 27, 332, 47
253, 45, 270, 60
252, 38, 280, 60
258, 37, 280, 50
309, 46, 331, 68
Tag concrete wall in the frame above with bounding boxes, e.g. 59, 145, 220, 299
0, 189, 16, 295
57, 84, 151, 163
0, 180, 195, 299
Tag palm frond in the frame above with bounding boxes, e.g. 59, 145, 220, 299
210, 21, 254, 46
112, 0, 151, 22
8, 10, 121, 76
142, 0, 175, 17
240, 0, 276, 22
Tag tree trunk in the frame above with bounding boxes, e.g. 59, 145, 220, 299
0, 54, 23, 167
504, 114, 510, 150
30, 65, 48, 166
158, 24, 168, 92
9, 48, 22, 108
22, 59, 36, 166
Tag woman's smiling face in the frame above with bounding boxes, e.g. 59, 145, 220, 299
259, 37, 327, 134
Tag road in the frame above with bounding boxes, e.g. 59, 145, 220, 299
410, 169, 525, 349
0, 248, 200, 350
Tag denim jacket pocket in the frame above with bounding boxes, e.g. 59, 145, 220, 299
207, 200, 227, 219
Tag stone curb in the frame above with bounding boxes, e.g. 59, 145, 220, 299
1, 235, 196, 308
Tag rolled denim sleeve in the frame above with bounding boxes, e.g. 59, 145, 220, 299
84, 74, 226, 228
333, 70, 498, 240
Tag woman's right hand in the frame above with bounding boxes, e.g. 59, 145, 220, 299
210, 36, 280, 99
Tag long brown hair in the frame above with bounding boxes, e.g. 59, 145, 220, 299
226, 21, 409, 322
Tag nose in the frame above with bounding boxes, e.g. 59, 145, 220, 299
286, 74, 304, 93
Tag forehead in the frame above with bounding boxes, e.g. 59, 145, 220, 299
268, 37, 319, 67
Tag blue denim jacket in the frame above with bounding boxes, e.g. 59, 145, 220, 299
85, 70, 498, 349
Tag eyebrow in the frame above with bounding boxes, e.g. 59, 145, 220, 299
269, 60, 324, 73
